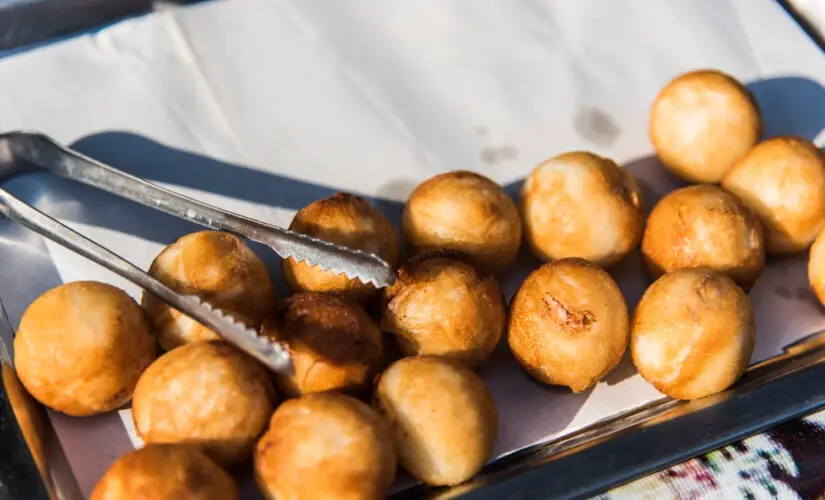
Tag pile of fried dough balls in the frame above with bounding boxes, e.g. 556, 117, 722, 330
11, 68, 825, 499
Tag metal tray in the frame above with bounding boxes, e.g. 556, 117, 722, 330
0, 0, 151, 52
3, 137, 825, 500
4, 1, 825, 499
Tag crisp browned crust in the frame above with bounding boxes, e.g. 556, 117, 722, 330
14, 281, 155, 416
520, 151, 645, 268
380, 251, 506, 368
630, 268, 756, 400
372, 356, 497, 487
650, 69, 762, 183
261, 292, 384, 398
141, 230, 275, 350
507, 258, 629, 392
90, 444, 237, 500
255, 392, 396, 500
131, 341, 277, 467
402, 171, 522, 275
385, 248, 491, 303
642, 184, 765, 289
283, 193, 400, 304
722, 136, 825, 254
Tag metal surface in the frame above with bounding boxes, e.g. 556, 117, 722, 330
2, 131, 395, 289
0, 302, 49, 500
395, 331, 825, 499
0, 369, 48, 500
0, 299, 82, 500
6, 128, 821, 497
0, 0, 151, 52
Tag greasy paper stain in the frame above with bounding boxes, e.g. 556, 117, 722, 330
574, 107, 622, 147
376, 178, 417, 200
480, 144, 518, 165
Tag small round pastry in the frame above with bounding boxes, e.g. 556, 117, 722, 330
650, 69, 762, 183
373, 356, 497, 486
402, 171, 521, 274
808, 227, 825, 307
631, 268, 756, 400
283, 193, 400, 304
507, 258, 629, 392
261, 292, 384, 399
132, 341, 276, 466
90, 444, 237, 500
142, 230, 275, 351
381, 251, 506, 368
722, 136, 825, 254
14, 281, 155, 417
521, 151, 644, 267
255, 392, 396, 500
642, 185, 765, 289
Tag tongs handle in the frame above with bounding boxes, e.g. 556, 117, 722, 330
16, 134, 290, 241
9, 132, 394, 288
0, 189, 292, 374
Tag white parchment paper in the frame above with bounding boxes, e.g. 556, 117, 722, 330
2, 0, 825, 497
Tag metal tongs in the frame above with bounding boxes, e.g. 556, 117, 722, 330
0, 131, 396, 375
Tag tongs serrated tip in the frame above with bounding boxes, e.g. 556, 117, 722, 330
180, 295, 293, 373
282, 232, 396, 288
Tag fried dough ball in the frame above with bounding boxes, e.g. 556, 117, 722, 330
283, 193, 400, 304
808, 228, 825, 307
90, 444, 237, 500
132, 341, 276, 466
373, 356, 497, 486
14, 281, 155, 417
722, 136, 825, 254
255, 392, 396, 500
261, 292, 384, 399
650, 69, 762, 183
521, 152, 644, 267
507, 258, 629, 392
631, 268, 756, 400
142, 230, 275, 351
642, 185, 765, 289
402, 171, 521, 274
381, 251, 506, 368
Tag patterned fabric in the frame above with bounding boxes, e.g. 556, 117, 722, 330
598, 411, 825, 499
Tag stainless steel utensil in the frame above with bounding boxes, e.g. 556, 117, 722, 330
0, 130, 393, 374
0, 188, 293, 372
0, 131, 395, 289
